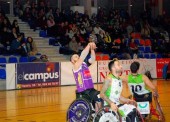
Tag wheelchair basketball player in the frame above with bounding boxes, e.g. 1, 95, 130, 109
70, 41, 102, 112
120, 61, 165, 121
100, 59, 139, 122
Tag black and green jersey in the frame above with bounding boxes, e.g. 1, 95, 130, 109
128, 74, 150, 95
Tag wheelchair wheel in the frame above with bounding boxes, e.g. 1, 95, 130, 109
93, 106, 121, 122
67, 98, 92, 122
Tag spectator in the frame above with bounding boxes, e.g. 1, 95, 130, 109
129, 39, 138, 54
69, 36, 79, 53
11, 27, 18, 41
47, 15, 56, 36
26, 37, 38, 56
23, 0, 31, 10
104, 32, 112, 44
94, 24, 104, 34
23, 7, 31, 21
10, 34, 27, 56
12, 20, 20, 34
152, 39, 159, 53
1, 18, 11, 32
89, 30, 97, 43
54, 8, 61, 24
46, 8, 53, 19
141, 24, 150, 38
1, 27, 12, 47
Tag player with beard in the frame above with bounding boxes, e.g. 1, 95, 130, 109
70, 41, 101, 112
100, 59, 138, 122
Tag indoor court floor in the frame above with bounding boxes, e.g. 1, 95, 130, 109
0, 79, 169, 122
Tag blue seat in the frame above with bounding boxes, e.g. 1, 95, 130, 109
138, 46, 145, 52
134, 39, 140, 45
49, 38, 56, 45
157, 54, 162, 58
144, 53, 150, 59
39, 30, 47, 37
0, 69, 6, 79
19, 57, 29, 63
150, 53, 156, 59
0, 57, 7, 67
138, 53, 143, 58
29, 56, 36, 62
9, 57, 18, 63
145, 46, 152, 53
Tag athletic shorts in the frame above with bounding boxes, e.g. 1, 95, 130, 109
118, 104, 137, 122
133, 92, 152, 102
76, 88, 100, 102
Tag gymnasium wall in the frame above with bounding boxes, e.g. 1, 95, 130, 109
5, 58, 170, 90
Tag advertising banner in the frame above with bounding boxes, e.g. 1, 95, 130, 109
16, 62, 60, 89
98, 59, 157, 82
156, 58, 170, 78
61, 61, 97, 85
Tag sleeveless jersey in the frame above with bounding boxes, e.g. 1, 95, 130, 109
73, 62, 94, 93
128, 74, 150, 95
105, 74, 123, 105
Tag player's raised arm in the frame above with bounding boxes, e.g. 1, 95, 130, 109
88, 43, 96, 64
73, 43, 91, 70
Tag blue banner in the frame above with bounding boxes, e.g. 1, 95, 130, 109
17, 62, 60, 89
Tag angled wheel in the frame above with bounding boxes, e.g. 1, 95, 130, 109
67, 98, 92, 122
93, 106, 121, 122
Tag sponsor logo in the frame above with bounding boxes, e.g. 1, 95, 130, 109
18, 72, 59, 82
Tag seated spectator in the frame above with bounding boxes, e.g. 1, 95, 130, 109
67, 24, 78, 39
129, 39, 138, 54
104, 32, 112, 44
36, 9, 46, 30
96, 30, 105, 44
26, 37, 38, 56
1, 27, 12, 47
141, 24, 150, 38
152, 39, 159, 53
54, 8, 61, 24
75, 31, 86, 47
10, 27, 18, 42
10, 34, 27, 56
89, 30, 97, 43
47, 15, 56, 37
79, 24, 86, 37
120, 38, 131, 59
1, 18, 11, 32
12, 20, 20, 34
69, 36, 79, 53
94, 24, 104, 34
23, 7, 31, 21
46, 8, 54, 19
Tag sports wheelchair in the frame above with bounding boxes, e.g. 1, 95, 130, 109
133, 92, 165, 122
67, 91, 144, 122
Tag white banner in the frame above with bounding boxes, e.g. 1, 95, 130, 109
6, 64, 16, 90
98, 59, 157, 83
61, 61, 97, 85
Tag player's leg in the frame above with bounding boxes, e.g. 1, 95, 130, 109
88, 88, 102, 112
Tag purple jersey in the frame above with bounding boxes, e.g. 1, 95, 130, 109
73, 62, 94, 92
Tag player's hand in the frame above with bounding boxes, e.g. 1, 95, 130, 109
110, 102, 118, 112
153, 91, 159, 98
127, 99, 137, 107
89, 42, 97, 50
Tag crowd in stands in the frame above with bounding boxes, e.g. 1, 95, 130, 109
1, 0, 170, 60
0, 10, 38, 57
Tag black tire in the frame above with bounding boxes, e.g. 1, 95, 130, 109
67, 98, 92, 122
